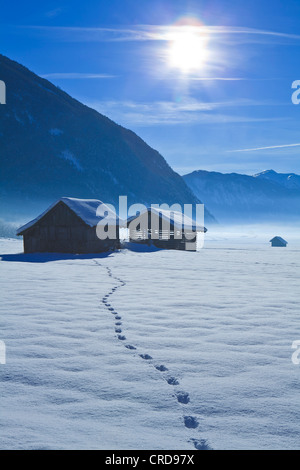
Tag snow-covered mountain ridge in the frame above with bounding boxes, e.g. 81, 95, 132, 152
183, 169, 300, 222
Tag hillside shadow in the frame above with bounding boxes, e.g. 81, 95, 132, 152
122, 241, 162, 253
0, 251, 114, 263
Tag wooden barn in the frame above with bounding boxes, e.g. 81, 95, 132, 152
16, 197, 121, 254
270, 236, 288, 247
126, 207, 207, 251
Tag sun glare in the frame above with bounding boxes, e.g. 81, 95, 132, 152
168, 20, 209, 74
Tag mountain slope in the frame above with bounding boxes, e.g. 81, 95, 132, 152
0, 54, 212, 222
183, 169, 300, 223
254, 169, 300, 190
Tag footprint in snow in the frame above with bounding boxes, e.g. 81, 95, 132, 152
191, 438, 212, 450
155, 365, 168, 372
184, 416, 199, 429
167, 377, 180, 386
100, 266, 206, 451
139, 354, 152, 360
125, 344, 136, 350
176, 391, 190, 404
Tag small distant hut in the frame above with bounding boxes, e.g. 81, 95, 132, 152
126, 207, 207, 251
16, 197, 121, 253
269, 236, 288, 247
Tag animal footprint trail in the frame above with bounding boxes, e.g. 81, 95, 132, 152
167, 377, 179, 386
96, 260, 212, 450
139, 354, 152, 360
155, 365, 168, 372
184, 416, 199, 429
176, 391, 190, 404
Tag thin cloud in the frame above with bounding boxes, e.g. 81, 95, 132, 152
21, 24, 300, 43
45, 8, 62, 18
84, 98, 285, 126
41, 72, 272, 83
188, 77, 281, 81
228, 143, 300, 152
189, 77, 246, 81
41, 73, 116, 79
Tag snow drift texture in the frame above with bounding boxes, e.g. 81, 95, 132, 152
1, 235, 300, 450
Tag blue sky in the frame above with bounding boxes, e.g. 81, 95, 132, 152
1, 0, 300, 175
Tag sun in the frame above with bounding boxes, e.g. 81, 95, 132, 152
168, 20, 209, 73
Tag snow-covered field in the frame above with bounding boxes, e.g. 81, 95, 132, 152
0, 230, 300, 450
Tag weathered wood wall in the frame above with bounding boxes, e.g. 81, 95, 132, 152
128, 211, 197, 251
271, 240, 287, 247
23, 202, 119, 253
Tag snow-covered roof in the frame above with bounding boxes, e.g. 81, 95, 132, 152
17, 197, 121, 235
269, 236, 287, 244
126, 207, 207, 232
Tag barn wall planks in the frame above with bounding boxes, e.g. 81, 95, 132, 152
22, 202, 119, 253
